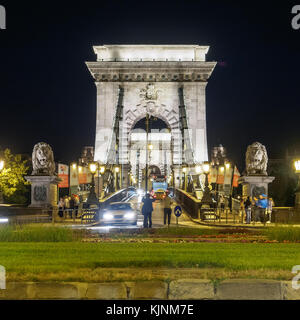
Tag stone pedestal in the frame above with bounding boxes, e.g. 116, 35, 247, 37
238, 175, 275, 199
25, 175, 60, 208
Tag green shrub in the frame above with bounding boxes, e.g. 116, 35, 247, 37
264, 227, 300, 242
0, 224, 86, 242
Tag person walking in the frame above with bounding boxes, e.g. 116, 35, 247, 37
58, 197, 64, 218
267, 197, 275, 223
142, 193, 155, 228
69, 195, 75, 218
256, 194, 268, 224
244, 196, 252, 224
63, 196, 70, 218
163, 193, 173, 226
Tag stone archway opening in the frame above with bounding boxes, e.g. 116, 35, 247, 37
129, 116, 173, 189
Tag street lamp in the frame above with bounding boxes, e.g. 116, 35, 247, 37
182, 166, 187, 191
201, 161, 212, 205
86, 162, 99, 206
114, 166, 120, 191
0, 160, 4, 171
195, 165, 202, 174
100, 166, 105, 174
294, 160, 300, 209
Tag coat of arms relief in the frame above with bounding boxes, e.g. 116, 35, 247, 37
138, 83, 165, 116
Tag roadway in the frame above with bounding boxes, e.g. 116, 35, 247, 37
79, 194, 206, 233
128, 194, 199, 228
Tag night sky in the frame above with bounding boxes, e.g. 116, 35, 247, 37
0, 1, 299, 171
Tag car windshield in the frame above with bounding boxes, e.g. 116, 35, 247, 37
107, 203, 132, 210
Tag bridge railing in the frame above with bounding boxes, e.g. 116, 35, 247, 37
175, 188, 201, 219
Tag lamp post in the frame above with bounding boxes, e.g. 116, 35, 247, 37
182, 166, 187, 191
99, 166, 105, 199
201, 161, 212, 205
86, 163, 99, 206
195, 164, 202, 188
294, 160, 300, 209
0, 159, 5, 204
114, 166, 120, 191
145, 113, 149, 194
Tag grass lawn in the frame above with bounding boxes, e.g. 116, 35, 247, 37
1, 242, 300, 282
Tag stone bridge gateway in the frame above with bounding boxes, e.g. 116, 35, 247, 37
86, 45, 216, 191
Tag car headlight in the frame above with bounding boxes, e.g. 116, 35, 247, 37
0, 218, 8, 223
103, 213, 114, 220
124, 212, 135, 219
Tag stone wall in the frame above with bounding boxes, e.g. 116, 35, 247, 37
1, 279, 299, 300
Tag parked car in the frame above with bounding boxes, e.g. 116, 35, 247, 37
99, 202, 138, 226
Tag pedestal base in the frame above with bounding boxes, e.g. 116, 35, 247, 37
25, 175, 60, 208
238, 175, 275, 199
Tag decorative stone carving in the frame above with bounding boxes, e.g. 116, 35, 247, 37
140, 83, 160, 100
33, 185, 47, 201
245, 142, 268, 176
32, 142, 56, 176
26, 142, 60, 208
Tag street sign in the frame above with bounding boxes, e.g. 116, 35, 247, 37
174, 206, 182, 217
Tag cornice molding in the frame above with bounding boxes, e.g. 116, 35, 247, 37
86, 61, 216, 82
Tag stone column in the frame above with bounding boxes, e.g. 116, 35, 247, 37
25, 175, 61, 208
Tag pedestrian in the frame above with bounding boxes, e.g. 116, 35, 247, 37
256, 194, 268, 224
142, 193, 155, 228
69, 195, 75, 218
74, 194, 80, 217
163, 193, 173, 226
267, 197, 275, 223
220, 195, 225, 211
63, 195, 70, 218
58, 197, 64, 218
244, 196, 252, 224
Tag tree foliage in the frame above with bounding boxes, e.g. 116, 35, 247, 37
0, 149, 30, 204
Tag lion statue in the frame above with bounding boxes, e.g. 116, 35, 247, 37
32, 142, 56, 176
245, 142, 268, 176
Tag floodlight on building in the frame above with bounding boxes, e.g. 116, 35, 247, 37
72, 163, 77, 170
225, 162, 230, 170
115, 167, 120, 173
78, 166, 83, 173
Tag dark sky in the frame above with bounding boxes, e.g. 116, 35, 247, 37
0, 0, 299, 170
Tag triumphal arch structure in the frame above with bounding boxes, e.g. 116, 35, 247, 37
86, 45, 216, 188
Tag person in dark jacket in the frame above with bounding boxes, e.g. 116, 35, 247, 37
142, 193, 155, 228
244, 196, 252, 224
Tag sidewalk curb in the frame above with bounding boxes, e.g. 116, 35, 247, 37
1, 279, 299, 300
